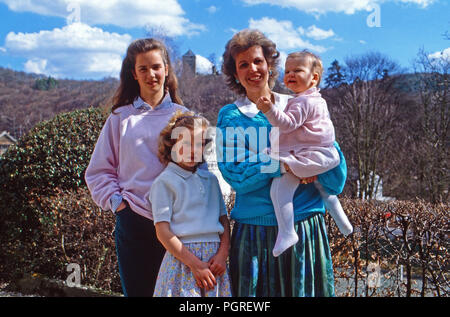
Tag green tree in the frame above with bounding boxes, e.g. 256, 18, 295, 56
325, 59, 345, 88
0, 107, 108, 280
33, 76, 58, 91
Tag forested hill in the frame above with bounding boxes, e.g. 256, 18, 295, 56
0, 67, 119, 138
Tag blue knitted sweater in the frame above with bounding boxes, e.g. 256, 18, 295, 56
216, 103, 347, 226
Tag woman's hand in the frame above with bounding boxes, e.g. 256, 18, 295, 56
299, 175, 317, 184
284, 163, 317, 184
190, 260, 217, 290
256, 96, 273, 113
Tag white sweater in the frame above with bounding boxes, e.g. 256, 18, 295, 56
149, 162, 227, 244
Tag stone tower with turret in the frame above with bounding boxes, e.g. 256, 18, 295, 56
182, 49, 196, 75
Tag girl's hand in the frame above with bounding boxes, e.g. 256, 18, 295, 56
256, 96, 273, 113
208, 251, 227, 277
191, 260, 217, 291
115, 201, 127, 212
155, 222, 217, 290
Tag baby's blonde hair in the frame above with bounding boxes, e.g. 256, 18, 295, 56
287, 50, 324, 87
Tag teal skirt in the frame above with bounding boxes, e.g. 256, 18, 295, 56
229, 213, 335, 297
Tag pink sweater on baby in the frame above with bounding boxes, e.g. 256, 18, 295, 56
264, 87, 335, 152
85, 96, 186, 220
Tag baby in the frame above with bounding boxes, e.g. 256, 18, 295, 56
257, 51, 353, 257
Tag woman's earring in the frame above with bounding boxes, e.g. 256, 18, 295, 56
269, 70, 273, 76
235, 78, 240, 84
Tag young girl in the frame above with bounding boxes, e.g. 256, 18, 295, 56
151, 111, 232, 297
257, 50, 353, 257
85, 38, 187, 296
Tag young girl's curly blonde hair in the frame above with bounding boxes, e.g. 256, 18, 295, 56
158, 110, 210, 166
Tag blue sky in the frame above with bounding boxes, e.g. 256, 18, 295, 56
0, 0, 448, 80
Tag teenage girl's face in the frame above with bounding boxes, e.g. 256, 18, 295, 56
234, 45, 270, 97
283, 57, 318, 94
173, 127, 206, 172
133, 49, 168, 98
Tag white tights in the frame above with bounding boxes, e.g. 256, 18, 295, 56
270, 173, 353, 257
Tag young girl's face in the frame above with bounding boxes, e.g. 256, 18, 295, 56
283, 57, 318, 94
133, 49, 168, 99
172, 127, 206, 172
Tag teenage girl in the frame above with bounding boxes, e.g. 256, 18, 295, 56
85, 38, 187, 296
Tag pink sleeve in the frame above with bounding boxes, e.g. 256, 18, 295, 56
264, 99, 310, 134
85, 114, 121, 211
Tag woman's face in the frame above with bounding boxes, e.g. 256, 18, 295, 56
234, 45, 270, 97
132, 49, 168, 99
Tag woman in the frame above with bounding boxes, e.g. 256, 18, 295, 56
217, 29, 347, 297
85, 38, 187, 296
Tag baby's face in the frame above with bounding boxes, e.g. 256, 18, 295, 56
283, 57, 317, 94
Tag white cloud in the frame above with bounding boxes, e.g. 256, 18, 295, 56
207, 5, 218, 14
195, 55, 215, 75
241, 0, 436, 14
242, 0, 374, 14
249, 17, 327, 53
428, 48, 450, 62
24, 58, 48, 74
0, 0, 204, 37
5, 23, 132, 79
304, 25, 335, 40
360, 40, 367, 44
397, 0, 436, 8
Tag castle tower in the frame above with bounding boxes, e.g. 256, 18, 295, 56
182, 49, 196, 75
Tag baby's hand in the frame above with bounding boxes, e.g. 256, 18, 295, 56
256, 96, 273, 113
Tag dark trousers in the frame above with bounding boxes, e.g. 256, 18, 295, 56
114, 204, 166, 297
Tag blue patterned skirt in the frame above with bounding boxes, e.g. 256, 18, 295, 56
153, 242, 232, 297
229, 213, 335, 297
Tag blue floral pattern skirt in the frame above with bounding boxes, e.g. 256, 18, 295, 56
230, 213, 335, 297
153, 242, 232, 297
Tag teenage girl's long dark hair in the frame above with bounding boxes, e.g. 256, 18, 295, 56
112, 38, 183, 113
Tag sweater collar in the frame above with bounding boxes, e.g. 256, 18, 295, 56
294, 87, 321, 97
133, 93, 172, 111
167, 162, 209, 179
234, 92, 291, 118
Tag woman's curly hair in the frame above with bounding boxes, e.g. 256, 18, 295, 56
158, 110, 210, 166
221, 29, 280, 96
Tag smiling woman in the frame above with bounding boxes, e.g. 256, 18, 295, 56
217, 29, 346, 297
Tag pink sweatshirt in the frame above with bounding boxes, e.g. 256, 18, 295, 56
264, 87, 335, 151
264, 87, 339, 177
85, 95, 186, 220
